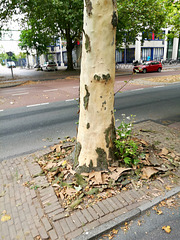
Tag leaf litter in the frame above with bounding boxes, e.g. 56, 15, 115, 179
29, 129, 180, 213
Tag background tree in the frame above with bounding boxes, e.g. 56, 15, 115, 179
18, 25, 54, 63
0, 0, 83, 70
116, 0, 168, 46
0, 0, 176, 70
166, 0, 180, 37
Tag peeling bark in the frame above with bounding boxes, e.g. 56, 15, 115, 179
75, 0, 117, 171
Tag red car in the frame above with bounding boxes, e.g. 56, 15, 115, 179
133, 61, 162, 73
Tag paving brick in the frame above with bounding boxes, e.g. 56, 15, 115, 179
41, 192, 55, 202
45, 202, 62, 213
30, 188, 37, 199
113, 207, 128, 217
48, 229, 58, 240
48, 208, 65, 218
99, 212, 115, 224
38, 225, 49, 240
41, 217, 52, 232
129, 189, 141, 199
42, 195, 58, 207
53, 212, 69, 221
29, 205, 37, 217
126, 201, 144, 211
53, 221, 64, 239
137, 189, 148, 200
65, 216, 77, 232
116, 193, 128, 206
59, 218, 71, 235
75, 210, 88, 225
39, 187, 54, 197
81, 208, 94, 222
106, 197, 119, 210
21, 221, 31, 236
87, 206, 99, 220
97, 201, 110, 214
92, 204, 104, 217
125, 191, 135, 202
82, 219, 100, 232
71, 213, 82, 228
30, 225, 39, 238
112, 196, 124, 209
37, 207, 44, 219
65, 228, 83, 240
120, 192, 133, 204
16, 229, 25, 240
102, 199, 114, 212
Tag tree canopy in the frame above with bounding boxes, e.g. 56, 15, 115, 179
0, 0, 179, 69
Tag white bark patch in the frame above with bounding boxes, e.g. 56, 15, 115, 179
76, 0, 117, 169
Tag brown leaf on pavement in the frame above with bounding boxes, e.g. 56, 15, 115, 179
141, 167, 158, 179
162, 225, 171, 233
1, 214, 11, 222
44, 162, 57, 170
109, 167, 131, 181
159, 148, 169, 156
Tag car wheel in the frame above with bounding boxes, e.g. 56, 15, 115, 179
157, 68, 161, 72
143, 68, 147, 74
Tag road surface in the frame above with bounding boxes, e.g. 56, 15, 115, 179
0, 83, 180, 161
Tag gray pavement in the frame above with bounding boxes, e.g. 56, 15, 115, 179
0, 120, 180, 240
1, 64, 180, 239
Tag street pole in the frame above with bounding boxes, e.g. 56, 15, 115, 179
59, 36, 64, 67
10, 66, 14, 78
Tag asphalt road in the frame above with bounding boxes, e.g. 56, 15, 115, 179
0, 83, 180, 161
94, 198, 180, 240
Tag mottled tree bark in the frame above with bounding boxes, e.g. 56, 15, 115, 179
75, 0, 118, 172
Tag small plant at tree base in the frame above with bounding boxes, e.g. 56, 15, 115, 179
115, 114, 140, 167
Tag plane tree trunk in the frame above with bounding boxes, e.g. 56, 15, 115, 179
75, 0, 118, 172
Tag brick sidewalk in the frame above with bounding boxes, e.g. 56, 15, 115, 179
0, 147, 179, 240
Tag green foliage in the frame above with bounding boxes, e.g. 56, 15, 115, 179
0, 0, 178, 68
116, 0, 168, 47
115, 114, 140, 167
0, 52, 8, 65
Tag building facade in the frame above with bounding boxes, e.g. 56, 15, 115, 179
116, 29, 180, 63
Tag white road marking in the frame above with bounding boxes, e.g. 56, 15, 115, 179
65, 98, 79, 102
26, 103, 49, 108
12, 92, 29, 96
0, 109, 4, 112
73, 86, 79, 89
130, 88, 144, 91
153, 86, 165, 88
43, 89, 58, 92
66, 99, 75, 102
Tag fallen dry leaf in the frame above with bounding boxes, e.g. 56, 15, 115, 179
109, 167, 131, 181
141, 167, 158, 179
44, 162, 57, 170
1, 214, 11, 222
159, 148, 169, 156
162, 225, 171, 233
65, 187, 77, 196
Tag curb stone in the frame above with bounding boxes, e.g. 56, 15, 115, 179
73, 187, 180, 240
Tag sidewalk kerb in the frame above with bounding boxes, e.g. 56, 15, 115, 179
72, 187, 180, 240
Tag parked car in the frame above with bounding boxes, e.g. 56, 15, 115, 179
6, 61, 16, 68
133, 61, 162, 73
42, 61, 58, 71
